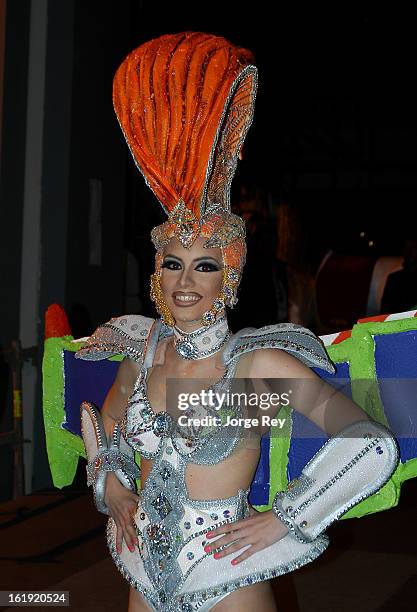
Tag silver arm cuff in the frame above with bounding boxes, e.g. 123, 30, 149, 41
272, 420, 399, 543
80, 401, 140, 515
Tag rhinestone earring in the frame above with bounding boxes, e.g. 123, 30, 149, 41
201, 266, 240, 326
222, 266, 240, 307
150, 272, 176, 327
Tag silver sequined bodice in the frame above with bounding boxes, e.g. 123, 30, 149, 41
120, 361, 242, 464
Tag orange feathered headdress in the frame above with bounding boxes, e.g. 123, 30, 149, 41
113, 32, 257, 223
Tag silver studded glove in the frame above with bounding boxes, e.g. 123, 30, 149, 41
81, 401, 140, 515
272, 420, 399, 543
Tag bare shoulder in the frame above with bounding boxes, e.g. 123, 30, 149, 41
115, 357, 141, 393
249, 348, 319, 380
102, 358, 140, 421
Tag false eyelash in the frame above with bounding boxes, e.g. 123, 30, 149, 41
195, 262, 221, 272
161, 260, 221, 271
161, 259, 182, 269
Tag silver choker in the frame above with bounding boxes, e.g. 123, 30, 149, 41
173, 316, 230, 360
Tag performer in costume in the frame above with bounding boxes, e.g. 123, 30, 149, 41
76, 33, 399, 611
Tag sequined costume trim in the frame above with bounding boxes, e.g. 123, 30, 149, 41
105, 509, 329, 612
272, 420, 399, 543
120, 364, 242, 463
77, 315, 337, 610
222, 323, 336, 374
104, 439, 330, 611
75, 315, 155, 363
106, 419, 330, 611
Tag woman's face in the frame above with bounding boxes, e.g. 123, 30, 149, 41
160, 236, 224, 329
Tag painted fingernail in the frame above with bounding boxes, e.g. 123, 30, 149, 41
231, 559, 238, 565
206, 532, 213, 538
213, 553, 220, 559
204, 546, 211, 553
129, 545, 134, 552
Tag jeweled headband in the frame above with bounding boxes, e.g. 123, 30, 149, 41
113, 32, 258, 325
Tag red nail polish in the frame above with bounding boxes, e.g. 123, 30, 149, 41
206, 532, 213, 538
213, 553, 220, 559
204, 546, 211, 553
231, 559, 238, 565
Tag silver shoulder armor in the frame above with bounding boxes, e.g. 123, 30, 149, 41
75, 314, 156, 364
222, 323, 336, 373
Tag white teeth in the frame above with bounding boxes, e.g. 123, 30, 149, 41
175, 295, 200, 302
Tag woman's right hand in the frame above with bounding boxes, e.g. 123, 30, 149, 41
104, 472, 140, 554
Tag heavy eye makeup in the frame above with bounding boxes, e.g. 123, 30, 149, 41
161, 256, 222, 272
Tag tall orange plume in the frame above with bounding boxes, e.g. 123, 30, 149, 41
113, 32, 256, 219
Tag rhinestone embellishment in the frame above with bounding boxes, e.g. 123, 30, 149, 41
152, 492, 172, 519
213, 298, 225, 311
227, 268, 239, 283
175, 339, 199, 360
173, 315, 230, 359
147, 524, 172, 555
160, 467, 171, 480
152, 412, 173, 437
202, 311, 215, 325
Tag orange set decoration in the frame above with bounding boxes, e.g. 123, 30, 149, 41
45, 303, 72, 339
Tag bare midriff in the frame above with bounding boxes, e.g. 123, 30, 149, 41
140, 443, 261, 500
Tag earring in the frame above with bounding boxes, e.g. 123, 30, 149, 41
150, 273, 176, 327
201, 266, 240, 326
222, 267, 240, 307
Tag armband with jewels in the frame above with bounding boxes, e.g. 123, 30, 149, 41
272, 420, 399, 543
81, 401, 140, 515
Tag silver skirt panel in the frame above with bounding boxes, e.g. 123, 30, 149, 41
105, 489, 329, 612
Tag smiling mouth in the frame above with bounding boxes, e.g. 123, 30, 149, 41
172, 292, 202, 307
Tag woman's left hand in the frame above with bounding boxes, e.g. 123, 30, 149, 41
204, 509, 289, 565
